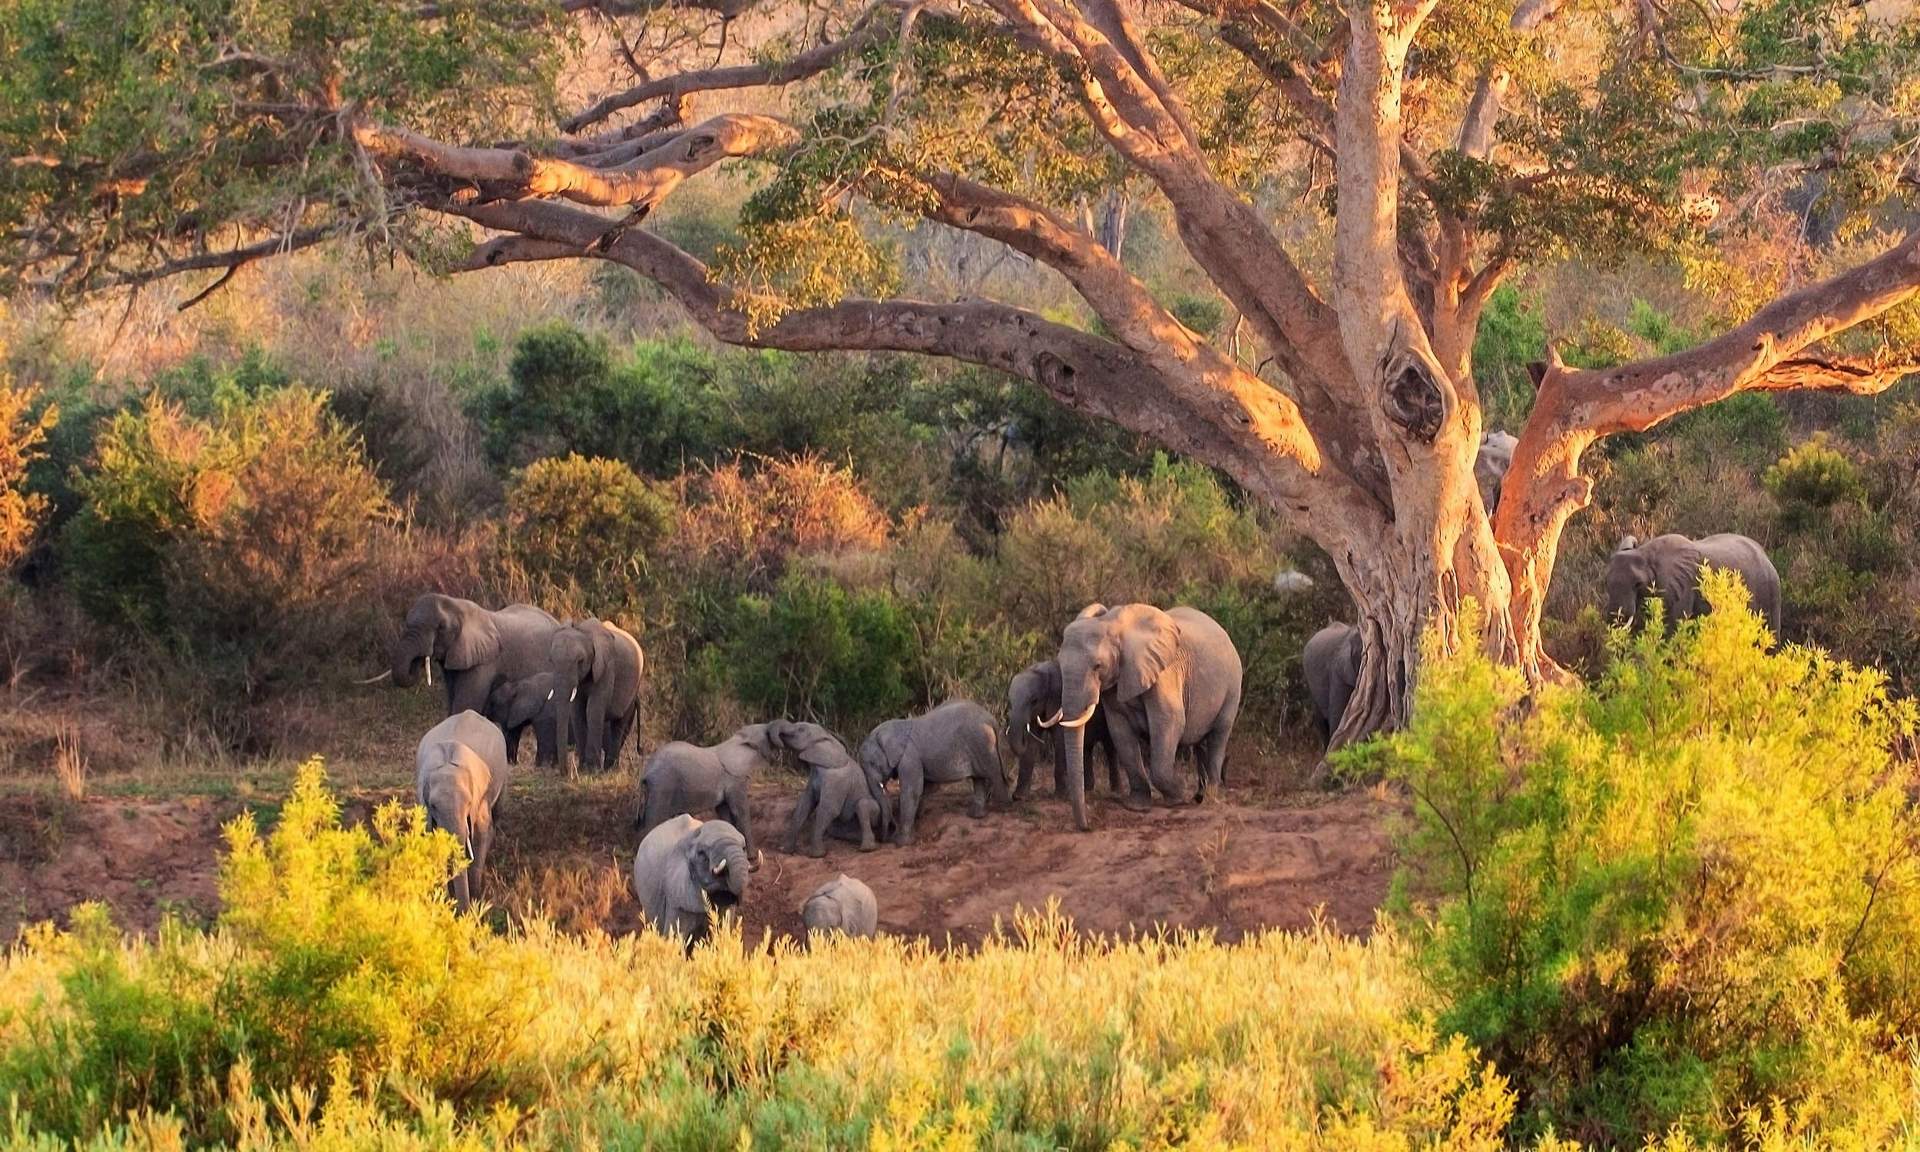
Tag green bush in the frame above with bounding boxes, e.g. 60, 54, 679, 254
503, 454, 674, 616
1766, 433, 1868, 512
1355, 575, 1920, 1146
1471, 284, 1547, 427
715, 569, 917, 735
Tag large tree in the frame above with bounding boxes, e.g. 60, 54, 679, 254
4, 0, 1917, 760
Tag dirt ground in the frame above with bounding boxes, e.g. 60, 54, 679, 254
0, 766, 1398, 945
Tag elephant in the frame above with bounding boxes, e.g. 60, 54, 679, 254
1476, 430, 1518, 513
548, 618, 644, 775
1606, 533, 1782, 636
1007, 660, 1119, 801
631, 813, 750, 948
778, 721, 885, 857
638, 723, 784, 860
1047, 603, 1243, 831
485, 672, 559, 768
801, 874, 878, 939
859, 700, 1008, 846
387, 594, 562, 717
1303, 623, 1362, 745
415, 710, 511, 910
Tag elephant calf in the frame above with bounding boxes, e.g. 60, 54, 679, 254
860, 700, 1007, 846
1607, 533, 1782, 636
1007, 659, 1119, 801
485, 672, 560, 768
631, 814, 750, 948
639, 723, 783, 859
1303, 622, 1361, 746
778, 722, 885, 857
415, 710, 511, 910
801, 874, 878, 939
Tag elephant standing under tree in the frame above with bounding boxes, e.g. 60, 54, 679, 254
415, 710, 511, 910
1303, 623, 1362, 748
548, 618, 644, 776
779, 722, 886, 857
639, 723, 784, 860
485, 672, 560, 768
631, 814, 750, 948
1606, 533, 1782, 636
802, 874, 878, 939
1051, 603, 1243, 831
1007, 659, 1119, 801
388, 594, 562, 717
860, 700, 1008, 846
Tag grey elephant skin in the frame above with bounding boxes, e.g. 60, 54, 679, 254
1476, 430, 1517, 512
548, 618, 644, 775
802, 874, 878, 939
485, 672, 560, 768
1007, 660, 1118, 800
860, 700, 1008, 845
415, 710, 511, 909
1606, 533, 1782, 636
1054, 603, 1243, 831
631, 814, 749, 948
639, 723, 783, 858
390, 594, 562, 717
1303, 623, 1362, 745
777, 721, 885, 857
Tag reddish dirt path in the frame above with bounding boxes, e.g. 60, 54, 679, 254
0, 781, 1398, 946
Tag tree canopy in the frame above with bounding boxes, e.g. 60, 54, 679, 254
4, 0, 1917, 745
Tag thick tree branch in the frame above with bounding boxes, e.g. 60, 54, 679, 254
352, 113, 795, 206
106, 225, 340, 300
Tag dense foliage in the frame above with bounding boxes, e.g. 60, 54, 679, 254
1360, 574, 1920, 1145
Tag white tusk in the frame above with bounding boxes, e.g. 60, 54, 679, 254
463, 837, 474, 863
1057, 700, 1099, 729
569, 688, 577, 702
425, 662, 432, 687
1036, 708, 1064, 729
354, 669, 392, 685
546, 689, 554, 701
711, 856, 727, 874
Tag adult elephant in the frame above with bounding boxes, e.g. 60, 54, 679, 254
1045, 603, 1243, 831
1606, 533, 1782, 636
415, 710, 510, 910
548, 618, 644, 776
1303, 623, 1362, 746
388, 594, 562, 716
631, 814, 749, 949
1006, 659, 1118, 801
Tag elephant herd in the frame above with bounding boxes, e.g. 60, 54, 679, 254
394, 594, 1247, 947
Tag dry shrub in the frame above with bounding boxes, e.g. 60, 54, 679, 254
52, 723, 86, 801
0, 371, 55, 572
674, 453, 888, 588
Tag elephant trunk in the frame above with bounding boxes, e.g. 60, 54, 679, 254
390, 629, 430, 688
553, 674, 580, 776
1059, 686, 1097, 832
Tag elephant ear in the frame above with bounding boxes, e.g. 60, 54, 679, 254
588, 623, 613, 684
1076, 602, 1108, 620
1115, 608, 1180, 702
443, 603, 501, 670
1658, 542, 1706, 602
1616, 534, 1639, 553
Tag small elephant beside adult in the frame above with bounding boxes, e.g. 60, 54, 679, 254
859, 700, 1007, 846
639, 723, 785, 860
1303, 623, 1362, 746
415, 710, 511, 910
387, 594, 562, 716
801, 874, 878, 939
1606, 533, 1782, 636
1049, 602, 1243, 831
485, 672, 560, 768
548, 618, 645, 776
779, 721, 887, 857
1476, 430, 1518, 513
1007, 660, 1118, 801
632, 814, 750, 948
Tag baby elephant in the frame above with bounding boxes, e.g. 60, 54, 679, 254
639, 723, 783, 859
801, 874, 878, 939
485, 672, 560, 768
416, 710, 511, 909
860, 700, 1007, 846
631, 814, 750, 948
778, 722, 885, 857
1303, 622, 1362, 745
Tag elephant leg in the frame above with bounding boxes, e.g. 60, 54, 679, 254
1102, 732, 1122, 794
1052, 729, 1071, 797
969, 777, 988, 818
502, 722, 523, 766
977, 734, 1010, 806
1107, 720, 1153, 811
472, 822, 494, 898
807, 789, 835, 858
1202, 698, 1238, 798
855, 796, 880, 851
721, 786, 755, 862
1143, 702, 1188, 804
784, 785, 817, 855
896, 760, 925, 846
1014, 742, 1036, 801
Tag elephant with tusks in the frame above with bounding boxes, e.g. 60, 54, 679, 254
1007, 659, 1119, 801
381, 594, 561, 719
631, 814, 750, 949
416, 710, 511, 910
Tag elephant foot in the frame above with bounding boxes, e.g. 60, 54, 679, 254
805, 845, 827, 859
858, 840, 878, 852
894, 833, 916, 848
1120, 792, 1153, 812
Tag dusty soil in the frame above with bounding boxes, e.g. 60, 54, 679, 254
0, 772, 1398, 946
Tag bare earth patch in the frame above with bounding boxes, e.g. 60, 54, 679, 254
0, 771, 1396, 946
